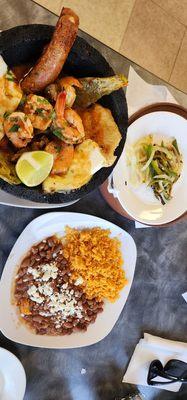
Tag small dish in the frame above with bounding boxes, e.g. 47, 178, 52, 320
112, 111, 187, 225
0, 347, 26, 400
0, 212, 137, 348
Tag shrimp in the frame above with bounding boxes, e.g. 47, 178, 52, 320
3, 111, 33, 148
59, 76, 82, 107
63, 108, 85, 143
45, 76, 82, 106
45, 139, 74, 175
21, 8, 79, 93
52, 91, 85, 145
24, 94, 53, 131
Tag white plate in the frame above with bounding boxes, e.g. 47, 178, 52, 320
113, 111, 187, 225
0, 212, 137, 348
0, 347, 26, 400
0, 189, 78, 208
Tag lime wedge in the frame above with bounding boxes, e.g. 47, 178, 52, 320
16, 151, 53, 187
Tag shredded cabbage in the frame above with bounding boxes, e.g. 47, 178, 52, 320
126, 135, 182, 204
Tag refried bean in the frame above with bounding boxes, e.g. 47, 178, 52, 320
14, 235, 103, 335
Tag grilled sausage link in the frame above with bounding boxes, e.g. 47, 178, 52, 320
21, 8, 79, 93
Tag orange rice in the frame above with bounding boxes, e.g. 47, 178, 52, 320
63, 226, 127, 302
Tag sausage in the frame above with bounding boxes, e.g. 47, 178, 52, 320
21, 8, 79, 93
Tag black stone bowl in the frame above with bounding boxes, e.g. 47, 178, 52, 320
0, 25, 128, 204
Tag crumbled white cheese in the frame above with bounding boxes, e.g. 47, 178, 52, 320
27, 285, 44, 304
38, 283, 53, 297
62, 283, 68, 289
39, 311, 52, 317
27, 285, 37, 296
48, 291, 83, 319
28, 267, 40, 279
26, 261, 84, 320
41, 262, 58, 281
74, 277, 84, 286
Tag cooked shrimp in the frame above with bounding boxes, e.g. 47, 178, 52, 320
21, 8, 79, 93
53, 91, 85, 144
0, 117, 4, 141
45, 139, 74, 175
59, 76, 82, 107
24, 94, 53, 130
3, 111, 33, 148
63, 108, 85, 143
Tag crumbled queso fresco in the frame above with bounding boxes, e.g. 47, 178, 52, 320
27, 262, 83, 319
28, 262, 58, 281
14, 236, 104, 335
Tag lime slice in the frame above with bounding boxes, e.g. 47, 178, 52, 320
16, 151, 53, 187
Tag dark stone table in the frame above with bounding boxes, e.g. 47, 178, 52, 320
0, 1, 187, 399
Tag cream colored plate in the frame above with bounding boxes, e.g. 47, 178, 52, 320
0, 212, 137, 348
0, 347, 26, 400
113, 111, 187, 225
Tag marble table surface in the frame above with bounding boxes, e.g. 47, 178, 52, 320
0, 1, 187, 400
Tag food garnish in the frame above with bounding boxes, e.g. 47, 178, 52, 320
126, 135, 183, 204
16, 151, 53, 187
6, 70, 16, 82
14, 228, 126, 335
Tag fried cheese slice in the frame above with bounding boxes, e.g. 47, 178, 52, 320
43, 139, 106, 192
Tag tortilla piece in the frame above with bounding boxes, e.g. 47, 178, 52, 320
43, 139, 106, 193
0, 151, 21, 185
78, 104, 121, 166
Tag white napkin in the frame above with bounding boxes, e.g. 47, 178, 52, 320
126, 67, 178, 229
126, 67, 178, 118
122, 333, 187, 392
182, 292, 187, 303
